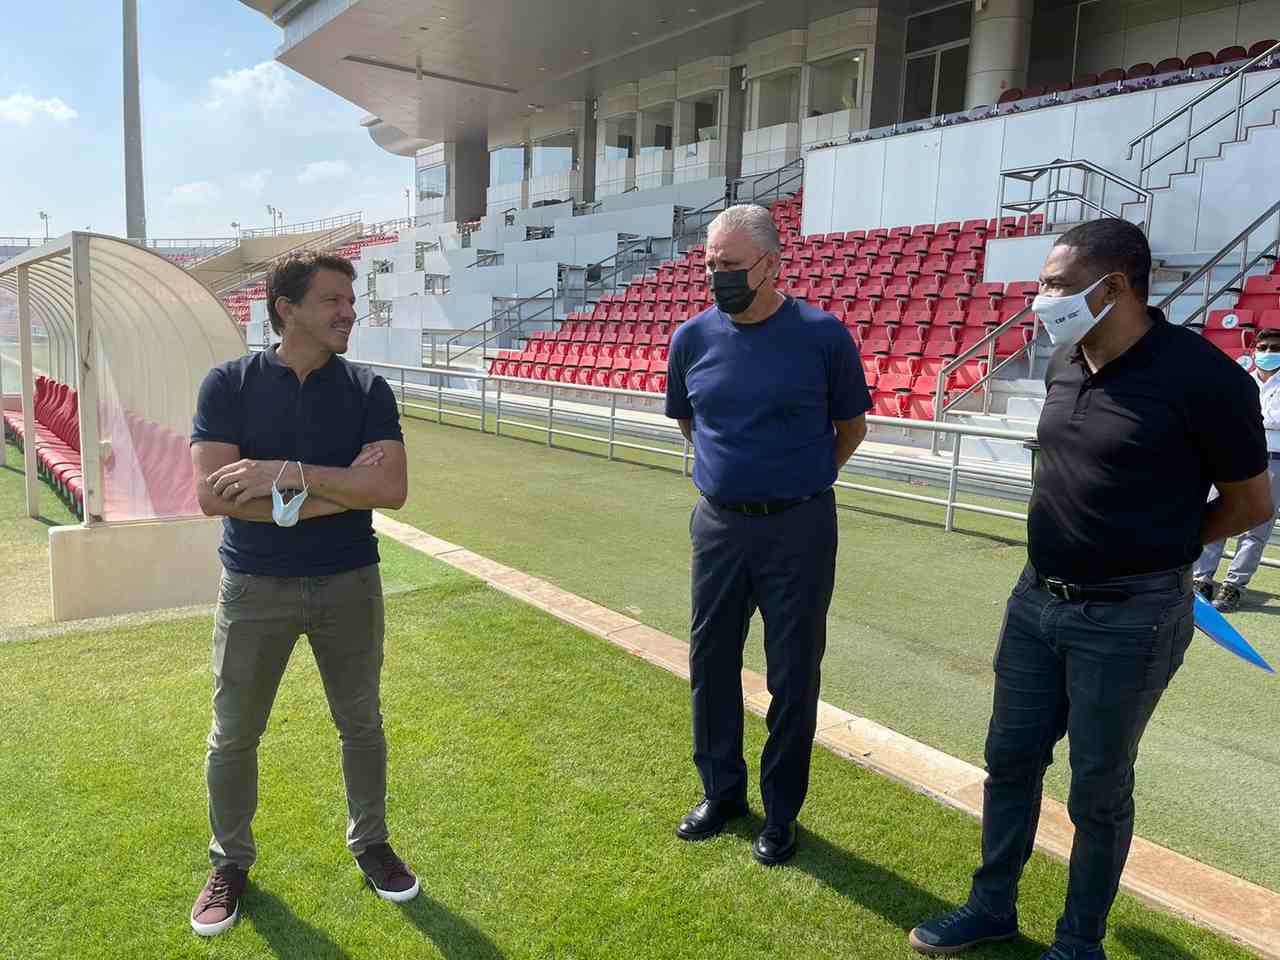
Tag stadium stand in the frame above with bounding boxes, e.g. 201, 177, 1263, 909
213, 230, 399, 325
488, 190, 1046, 419
856, 38, 1277, 139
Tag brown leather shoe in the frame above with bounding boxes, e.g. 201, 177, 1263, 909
190, 865, 247, 936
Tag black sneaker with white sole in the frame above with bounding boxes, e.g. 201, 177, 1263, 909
356, 842, 420, 902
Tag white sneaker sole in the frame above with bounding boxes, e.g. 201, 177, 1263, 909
191, 903, 239, 937
369, 876, 420, 903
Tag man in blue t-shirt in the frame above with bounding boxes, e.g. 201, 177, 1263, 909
187, 254, 417, 936
665, 204, 872, 866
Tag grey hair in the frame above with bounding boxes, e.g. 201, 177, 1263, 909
707, 204, 780, 255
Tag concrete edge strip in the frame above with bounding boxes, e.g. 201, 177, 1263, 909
374, 512, 1278, 959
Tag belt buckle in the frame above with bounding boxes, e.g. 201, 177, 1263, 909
743, 502, 769, 517
1044, 577, 1078, 601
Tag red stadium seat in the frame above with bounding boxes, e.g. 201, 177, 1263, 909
1215, 45, 1248, 64
1206, 308, 1255, 330
1185, 51, 1215, 70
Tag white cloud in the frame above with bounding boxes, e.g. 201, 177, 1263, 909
237, 170, 270, 196
297, 160, 350, 185
167, 181, 221, 207
0, 93, 77, 124
208, 62, 293, 113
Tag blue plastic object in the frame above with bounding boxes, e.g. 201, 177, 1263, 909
1193, 594, 1275, 672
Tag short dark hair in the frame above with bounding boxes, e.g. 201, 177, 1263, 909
1054, 218, 1151, 301
265, 253, 356, 335
1256, 326, 1280, 344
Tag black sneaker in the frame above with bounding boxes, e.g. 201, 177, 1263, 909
1193, 577, 1215, 604
190, 865, 247, 937
1214, 583, 1242, 613
909, 904, 1018, 955
1039, 942, 1105, 960
356, 842, 420, 902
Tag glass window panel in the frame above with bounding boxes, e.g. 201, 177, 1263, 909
936, 45, 968, 115
809, 50, 865, 115
754, 70, 800, 127
489, 146, 526, 186
906, 1, 972, 54
415, 163, 448, 201
531, 132, 577, 178
901, 54, 937, 121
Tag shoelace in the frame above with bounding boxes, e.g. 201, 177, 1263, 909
203, 871, 237, 910
937, 905, 977, 929
373, 845, 412, 884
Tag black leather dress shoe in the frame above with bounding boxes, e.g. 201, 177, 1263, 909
753, 822, 797, 866
676, 797, 749, 841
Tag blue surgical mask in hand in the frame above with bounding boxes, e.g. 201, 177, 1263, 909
1255, 352, 1280, 371
271, 460, 308, 527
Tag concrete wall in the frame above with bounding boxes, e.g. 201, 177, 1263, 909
49, 519, 224, 622
801, 70, 1280, 253
1075, 0, 1280, 76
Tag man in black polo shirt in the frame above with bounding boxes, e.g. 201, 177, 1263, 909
665, 204, 871, 866
187, 253, 416, 936
910, 219, 1271, 959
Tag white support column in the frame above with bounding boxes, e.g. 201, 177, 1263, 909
70, 235, 104, 524
965, 0, 1033, 109
17, 266, 40, 518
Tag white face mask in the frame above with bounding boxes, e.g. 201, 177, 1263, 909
271, 460, 308, 527
1031, 275, 1115, 346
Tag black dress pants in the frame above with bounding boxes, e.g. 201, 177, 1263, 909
688, 489, 838, 826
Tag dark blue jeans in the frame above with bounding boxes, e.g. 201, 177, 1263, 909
968, 564, 1195, 948
688, 490, 837, 826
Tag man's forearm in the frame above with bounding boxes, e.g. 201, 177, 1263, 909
1202, 497, 1271, 545
298, 463, 405, 510
205, 495, 346, 523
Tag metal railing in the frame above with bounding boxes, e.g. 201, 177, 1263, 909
442, 288, 557, 367
732, 156, 805, 207
209, 221, 363, 297
998, 159, 1153, 237
352, 359, 1036, 534
1128, 39, 1280, 189
240, 211, 362, 238
467, 251, 500, 269
1157, 199, 1280, 328
575, 235, 657, 311
929, 305, 1042, 454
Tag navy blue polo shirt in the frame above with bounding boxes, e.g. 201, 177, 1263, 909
665, 297, 871, 502
190, 346, 403, 577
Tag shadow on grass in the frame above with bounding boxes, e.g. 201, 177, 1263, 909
1112, 923, 1202, 959
246, 884, 353, 959
398, 894, 507, 959
732, 822, 1050, 959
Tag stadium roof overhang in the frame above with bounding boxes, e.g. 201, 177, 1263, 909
238, 0, 867, 151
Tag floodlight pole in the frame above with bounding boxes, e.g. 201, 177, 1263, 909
123, 0, 147, 241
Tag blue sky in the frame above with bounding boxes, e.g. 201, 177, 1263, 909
0, 1, 412, 240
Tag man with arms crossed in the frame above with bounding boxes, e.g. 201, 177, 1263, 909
910, 219, 1271, 959
188, 253, 415, 936
666, 204, 871, 866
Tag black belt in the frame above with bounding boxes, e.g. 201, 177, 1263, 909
1034, 566, 1190, 602
703, 492, 823, 516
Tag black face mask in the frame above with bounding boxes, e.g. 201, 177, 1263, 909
711, 253, 768, 316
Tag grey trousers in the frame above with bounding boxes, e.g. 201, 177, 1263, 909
206, 564, 388, 870
1194, 462, 1280, 587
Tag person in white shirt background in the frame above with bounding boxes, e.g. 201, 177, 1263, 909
1195, 325, 1280, 612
